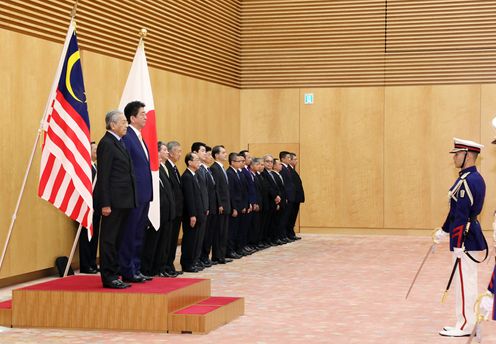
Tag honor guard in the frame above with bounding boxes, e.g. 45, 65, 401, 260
433, 138, 487, 337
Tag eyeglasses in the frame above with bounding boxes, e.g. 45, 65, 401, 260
264, 160, 273, 163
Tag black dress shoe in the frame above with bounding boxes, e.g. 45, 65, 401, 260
200, 259, 212, 267
122, 275, 146, 283
137, 272, 153, 281
210, 260, 218, 265
158, 271, 174, 277
103, 279, 130, 289
182, 266, 199, 273
293, 236, 302, 240
80, 267, 98, 274
194, 264, 205, 271
227, 252, 242, 259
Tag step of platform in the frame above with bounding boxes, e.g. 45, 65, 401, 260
11, 276, 211, 331
0, 300, 12, 327
168, 296, 244, 334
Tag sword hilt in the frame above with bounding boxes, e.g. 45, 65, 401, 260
441, 290, 449, 303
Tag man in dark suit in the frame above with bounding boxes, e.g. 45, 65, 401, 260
249, 158, 264, 249
272, 158, 289, 244
165, 141, 183, 276
141, 141, 176, 277
95, 110, 137, 289
79, 141, 100, 274
279, 151, 296, 242
180, 152, 207, 272
239, 150, 257, 254
119, 101, 153, 283
288, 152, 304, 240
200, 146, 218, 266
191, 142, 210, 270
261, 155, 283, 245
236, 153, 252, 256
226, 153, 244, 259
209, 145, 233, 264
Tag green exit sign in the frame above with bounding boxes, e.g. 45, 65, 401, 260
304, 93, 314, 104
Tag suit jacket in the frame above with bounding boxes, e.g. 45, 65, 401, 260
159, 164, 176, 222
210, 161, 231, 214
196, 165, 209, 213
203, 165, 218, 214
261, 168, 280, 210
290, 165, 305, 203
252, 171, 263, 207
271, 170, 287, 210
227, 167, 243, 211
181, 169, 206, 222
166, 159, 184, 217
241, 167, 257, 205
94, 131, 137, 209
237, 168, 250, 209
122, 127, 152, 205
280, 164, 295, 203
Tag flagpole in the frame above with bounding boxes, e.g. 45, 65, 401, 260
0, 1, 80, 274
63, 177, 96, 278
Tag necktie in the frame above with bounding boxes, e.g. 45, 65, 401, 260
174, 165, 181, 183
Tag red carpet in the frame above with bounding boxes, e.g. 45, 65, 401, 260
16, 275, 206, 294
198, 296, 240, 305
175, 305, 220, 315
0, 300, 11, 309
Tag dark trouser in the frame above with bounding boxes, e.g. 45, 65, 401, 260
79, 211, 100, 270
99, 208, 130, 284
212, 213, 228, 260
286, 202, 300, 238
193, 214, 207, 265
228, 215, 240, 254
249, 210, 261, 245
166, 216, 182, 272
272, 206, 287, 240
118, 203, 150, 279
141, 218, 172, 276
201, 213, 216, 261
260, 209, 272, 243
180, 217, 201, 268
237, 212, 250, 251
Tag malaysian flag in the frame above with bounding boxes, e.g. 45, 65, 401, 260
38, 19, 93, 238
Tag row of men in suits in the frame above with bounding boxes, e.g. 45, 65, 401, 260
91, 103, 305, 287
141, 140, 306, 274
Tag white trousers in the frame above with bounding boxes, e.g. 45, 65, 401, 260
453, 251, 478, 331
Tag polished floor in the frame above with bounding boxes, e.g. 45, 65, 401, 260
0, 234, 495, 343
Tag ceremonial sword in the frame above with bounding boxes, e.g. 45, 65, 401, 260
405, 243, 436, 300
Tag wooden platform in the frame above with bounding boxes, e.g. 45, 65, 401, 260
169, 296, 245, 334
1, 275, 243, 333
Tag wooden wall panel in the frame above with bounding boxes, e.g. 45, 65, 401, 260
0, 0, 240, 88
241, 0, 386, 88
384, 85, 481, 229
240, 89, 300, 148
480, 85, 496, 229
299, 88, 385, 228
0, 29, 78, 277
0, 29, 240, 278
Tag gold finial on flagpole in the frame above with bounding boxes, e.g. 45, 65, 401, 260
139, 28, 148, 39
71, 0, 79, 18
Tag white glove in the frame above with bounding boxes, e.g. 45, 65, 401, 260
453, 247, 464, 259
432, 228, 449, 244
480, 292, 494, 320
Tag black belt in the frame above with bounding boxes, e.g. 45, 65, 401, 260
463, 219, 488, 264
